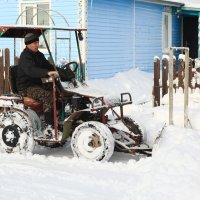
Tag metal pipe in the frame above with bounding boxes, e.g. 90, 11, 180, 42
184, 48, 189, 128
41, 30, 58, 139
169, 47, 174, 125
16, 8, 72, 63
52, 76, 58, 140
75, 30, 83, 82
41, 30, 54, 65
169, 47, 190, 127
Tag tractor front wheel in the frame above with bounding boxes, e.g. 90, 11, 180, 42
71, 121, 114, 162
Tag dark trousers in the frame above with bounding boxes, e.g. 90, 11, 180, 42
18, 85, 53, 112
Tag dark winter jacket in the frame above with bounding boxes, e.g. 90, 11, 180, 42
16, 47, 54, 91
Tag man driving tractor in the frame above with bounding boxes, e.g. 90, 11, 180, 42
16, 33, 59, 128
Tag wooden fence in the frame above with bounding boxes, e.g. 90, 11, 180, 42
153, 55, 200, 107
0, 48, 19, 95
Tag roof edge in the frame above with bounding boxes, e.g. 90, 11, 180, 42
140, 0, 184, 7
182, 6, 200, 11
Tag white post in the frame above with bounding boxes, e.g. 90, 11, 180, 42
169, 47, 174, 125
168, 47, 190, 127
78, 0, 88, 80
184, 48, 189, 128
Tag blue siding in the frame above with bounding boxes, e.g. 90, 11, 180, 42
0, 0, 79, 65
0, 1, 19, 60
0, 0, 182, 78
87, 0, 134, 79
135, 2, 163, 72
135, 2, 181, 72
50, 0, 78, 63
172, 13, 182, 59
87, 0, 182, 78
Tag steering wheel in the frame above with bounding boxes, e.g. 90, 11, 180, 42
61, 61, 78, 73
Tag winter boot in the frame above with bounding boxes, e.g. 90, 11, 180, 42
44, 111, 54, 127
44, 111, 54, 138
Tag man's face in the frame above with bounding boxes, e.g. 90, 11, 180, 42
27, 40, 39, 52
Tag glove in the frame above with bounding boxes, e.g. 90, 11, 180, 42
48, 71, 59, 78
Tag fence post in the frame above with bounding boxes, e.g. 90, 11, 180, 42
0, 49, 4, 95
173, 57, 177, 91
162, 57, 168, 97
178, 57, 184, 89
188, 58, 194, 90
4, 48, 10, 94
169, 48, 174, 125
153, 57, 160, 107
184, 49, 190, 128
14, 56, 19, 65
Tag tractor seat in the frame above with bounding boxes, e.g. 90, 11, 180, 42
10, 65, 43, 112
23, 97, 43, 112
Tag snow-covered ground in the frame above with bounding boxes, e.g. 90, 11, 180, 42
1, 68, 200, 200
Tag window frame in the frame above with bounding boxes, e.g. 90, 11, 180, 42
19, 1, 51, 54
162, 12, 172, 54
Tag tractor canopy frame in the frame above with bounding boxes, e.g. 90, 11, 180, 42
0, 25, 87, 81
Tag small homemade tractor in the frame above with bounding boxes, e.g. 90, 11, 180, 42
0, 25, 151, 161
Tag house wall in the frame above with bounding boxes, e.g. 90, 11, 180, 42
50, 0, 78, 64
135, 1, 163, 72
0, 0, 79, 65
87, 0, 182, 79
87, 0, 134, 79
0, 0, 182, 79
172, 13, 182, 60
172, 14, 182, 48
135, 2, 181, 71
0, 0, 19, 58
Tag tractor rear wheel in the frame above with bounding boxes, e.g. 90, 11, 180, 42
71, 121, 114, 162
0, 110, 34, 153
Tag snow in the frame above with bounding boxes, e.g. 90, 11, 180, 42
195, 58, 200, 69
1, 68, 200, 199
179, 54, 185, 61
164, 0, 200, 8
154, 56, 160, 62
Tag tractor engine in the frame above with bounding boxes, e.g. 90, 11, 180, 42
64, 95, 90, 116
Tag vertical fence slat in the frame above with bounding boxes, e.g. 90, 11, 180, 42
0, 49, 4, 95
189, 58, 193, 89
4, 48, 10, 94
162, 58, 168, 97
178, 58, 184, 89
153, 54, 200, 108
173, 58, 176, 79
153, 58, 160, 107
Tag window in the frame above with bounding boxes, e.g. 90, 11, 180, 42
20, 1, 51, 54
162, 12, 172, 53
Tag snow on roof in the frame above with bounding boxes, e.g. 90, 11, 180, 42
164, 0, 200, 8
